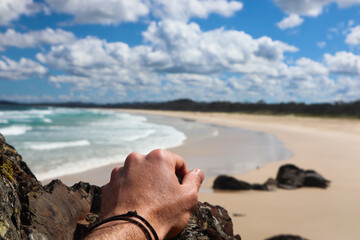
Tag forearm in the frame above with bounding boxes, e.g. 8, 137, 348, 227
85, 221, 147, 240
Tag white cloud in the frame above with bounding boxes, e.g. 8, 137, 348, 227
294, 57, 328, 75
324, 51, 360, 75
0, 56, 47, 80
255, 36, 298, 61
333, 76, 360, 101
0, 28, 76, 51
45, 0, 150, 25
34, 20, 358, 103
44, 0, 243, 25
273, 0, 360, 17
0, 0, 44, 25
35, 20, 302, 101
345, 25, 360, 45
277, 14, 304, 30
37, 36, 160, 92
152, 0, 243, 21
317, 41, 327, 48
142, 20, 297, 74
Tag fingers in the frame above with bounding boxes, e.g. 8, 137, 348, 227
182, 168, 204, 192
147, 149, 189, 178
110, 166, 123, 182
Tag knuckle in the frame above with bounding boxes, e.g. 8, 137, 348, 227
124, 152, 142, 167
110, 167, 120, 181
147, 148, 167, 161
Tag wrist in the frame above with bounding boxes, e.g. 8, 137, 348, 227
85, 220, 144, 239
87, 211, 162, 240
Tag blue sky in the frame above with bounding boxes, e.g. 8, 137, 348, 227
0, 0, 360, 103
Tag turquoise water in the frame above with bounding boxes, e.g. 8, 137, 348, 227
0, 106, 186, 180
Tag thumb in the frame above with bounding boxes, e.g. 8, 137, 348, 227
182, 168, 205, 192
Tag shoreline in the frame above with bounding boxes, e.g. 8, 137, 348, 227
43, 109, 360, 240
45, 110, 290, 186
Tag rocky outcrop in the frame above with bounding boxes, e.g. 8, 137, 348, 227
0, 133, 241, 240
213, 164, 329, 191
276, 164, 330, 189
265, 234, 309, 240
213, 175, 276, 191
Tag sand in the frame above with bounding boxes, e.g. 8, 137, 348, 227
48, 110, 360, 240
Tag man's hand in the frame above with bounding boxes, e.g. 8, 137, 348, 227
88, 149, 204, 240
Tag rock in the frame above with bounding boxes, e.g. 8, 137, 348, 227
0, 133, 241, 239
276, 164, 330, 189
265, 234, 309, 240
213, 175, 271, 191
263, 178, 277, 191
213, 175, 252, 190
303, 170, 329, 188
163, 202, 240, 240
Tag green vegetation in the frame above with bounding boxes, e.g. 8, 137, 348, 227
1, 99, 360, 119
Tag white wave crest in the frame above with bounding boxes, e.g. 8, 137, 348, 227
43, 118, 52, 123
35, 154, 127, 181
0, 125, 32, 136
0, 119, 8, 124
26, 140, 90, 150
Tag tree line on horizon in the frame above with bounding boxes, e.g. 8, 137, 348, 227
1, 99, 360, 118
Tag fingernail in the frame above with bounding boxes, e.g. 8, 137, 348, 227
194, 169, 204, 183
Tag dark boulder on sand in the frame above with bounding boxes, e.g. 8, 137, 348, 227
213, 175, 275, 191
265, 234, 309, 240
213, 175, 253, 190
213, 163, 329, 191
0, 133, 241, 240
276, 164, 330, 189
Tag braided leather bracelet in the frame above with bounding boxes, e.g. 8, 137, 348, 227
86, 211, 159, 240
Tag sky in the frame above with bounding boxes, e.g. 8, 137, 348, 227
0, 0, 360, 103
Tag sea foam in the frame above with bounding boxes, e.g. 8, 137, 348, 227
25, 140, 91, 150
0, 125, 32, 136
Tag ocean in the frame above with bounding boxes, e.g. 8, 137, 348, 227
0, 106, 186, 180
0, 106, 291, 181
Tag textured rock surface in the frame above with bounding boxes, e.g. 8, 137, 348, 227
276, 164, 330, 189
0, 133, 241, 239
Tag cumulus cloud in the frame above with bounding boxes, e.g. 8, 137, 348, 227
324, 51, 360, 75
44, 0, 242, 25
45, 0, 150, 25
294, 58, 328, 75
36, 36, 160, 92
30, 20, 358, 102
152, 0, 243, 21
142, 20, 297, 74
277, 14, 304, 30
345, 25, 360, 45
0, 28, 76, 51
273, 0, 360, 17
38, 21, 298, 84
0, 0, 44, 25
35, 20, 327, 102
0, 56, 47, 80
